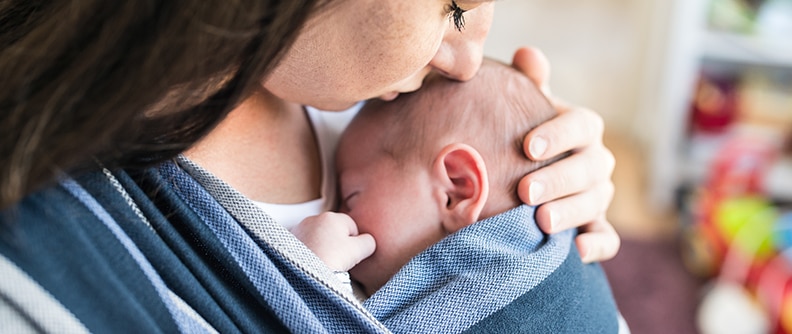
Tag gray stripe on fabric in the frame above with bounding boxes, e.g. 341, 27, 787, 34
62, 178, 214, 334
175, 155, 388, 331
101, 167, 155, 231
168, 290, 219, 334
0, 299, 38, 334
0, 255, 90, 334
99, 169, 220, 333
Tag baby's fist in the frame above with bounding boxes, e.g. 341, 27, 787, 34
292, 212, 376, 271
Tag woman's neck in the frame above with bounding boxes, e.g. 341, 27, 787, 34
185, 88, 322, 204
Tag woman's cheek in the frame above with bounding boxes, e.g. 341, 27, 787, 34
383, 33, 445, 91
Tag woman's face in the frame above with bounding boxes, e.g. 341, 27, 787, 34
263, 0, 494, 111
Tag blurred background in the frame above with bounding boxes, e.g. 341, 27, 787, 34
483, 0, 792, 333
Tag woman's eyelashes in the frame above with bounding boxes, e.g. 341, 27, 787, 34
446, 1, 467, 32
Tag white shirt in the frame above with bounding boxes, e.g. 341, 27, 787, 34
252, 104, 361, 230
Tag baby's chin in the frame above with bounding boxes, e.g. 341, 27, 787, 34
349, 260, 392, 297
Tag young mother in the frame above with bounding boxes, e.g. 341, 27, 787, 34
0, 1, 618, 332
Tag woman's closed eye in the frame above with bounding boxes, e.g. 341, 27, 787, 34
446, 1, 467, 31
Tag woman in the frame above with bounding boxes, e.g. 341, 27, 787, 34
0, 1, 618, 332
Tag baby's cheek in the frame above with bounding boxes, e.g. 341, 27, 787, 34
349, 211, 375, 235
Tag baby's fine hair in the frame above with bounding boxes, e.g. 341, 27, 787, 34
359, 59, 559, 203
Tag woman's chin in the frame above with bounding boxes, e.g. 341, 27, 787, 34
306, 100, 359, 112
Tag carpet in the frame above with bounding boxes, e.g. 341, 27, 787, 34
601, 237, 707, 334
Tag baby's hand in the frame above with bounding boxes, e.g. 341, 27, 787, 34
291, 212, 376, 272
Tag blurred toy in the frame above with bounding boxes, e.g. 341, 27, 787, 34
682, 221, 723, 277
708, 0, 759, 33
738, 70, 792, 134
698, 281, 770, 334
683, 133, 780, 274
783, 268, 792, 333
775, 213, 792, 258
714, 197, 775, 261
697, 199, 783, 333
687, 130, 792, 332
690, 72, 740, 134
706, 132, 778, 198
763, 158, 792, 203
755, 251, 792, 332
772, 215, 792, 332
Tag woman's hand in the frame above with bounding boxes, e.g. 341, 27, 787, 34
511, 47, 619, 263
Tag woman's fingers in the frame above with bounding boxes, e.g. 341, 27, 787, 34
511, 46, 552, 96
532, 181, 614, 234
530, 180, 619, 263
524, 105, 605, 161
575, 217, 621, 263
511, 45, 620, 263
518, 142, 615, 205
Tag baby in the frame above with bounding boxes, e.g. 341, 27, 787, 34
294, 59, 624, 333
335, 59, 562, 294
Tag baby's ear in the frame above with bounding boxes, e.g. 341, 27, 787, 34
432, 143, 489, 233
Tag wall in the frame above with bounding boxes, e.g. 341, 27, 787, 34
483, 0, 664, 144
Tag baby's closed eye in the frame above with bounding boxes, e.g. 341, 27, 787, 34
340, 192, 358, 213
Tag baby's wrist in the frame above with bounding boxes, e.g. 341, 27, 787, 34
333, 270, 354, 295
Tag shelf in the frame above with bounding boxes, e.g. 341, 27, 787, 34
679, 132, 731, 186
700, 31, 792, 68
679, 156, 792, 202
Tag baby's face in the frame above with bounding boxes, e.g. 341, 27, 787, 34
336, 109, 446, 294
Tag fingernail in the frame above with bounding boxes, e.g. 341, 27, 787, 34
530, 136, 547, 158
548, 210, 558, 232
580, 246, 595, 263
529, 181, 545, 204
580, 248, 591, 263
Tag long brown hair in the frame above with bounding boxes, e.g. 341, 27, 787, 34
0, 0, 319, 208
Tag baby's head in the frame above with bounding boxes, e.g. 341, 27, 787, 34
336, 59, 557, 295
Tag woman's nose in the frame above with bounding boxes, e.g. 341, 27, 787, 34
429, 3, 494, 81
